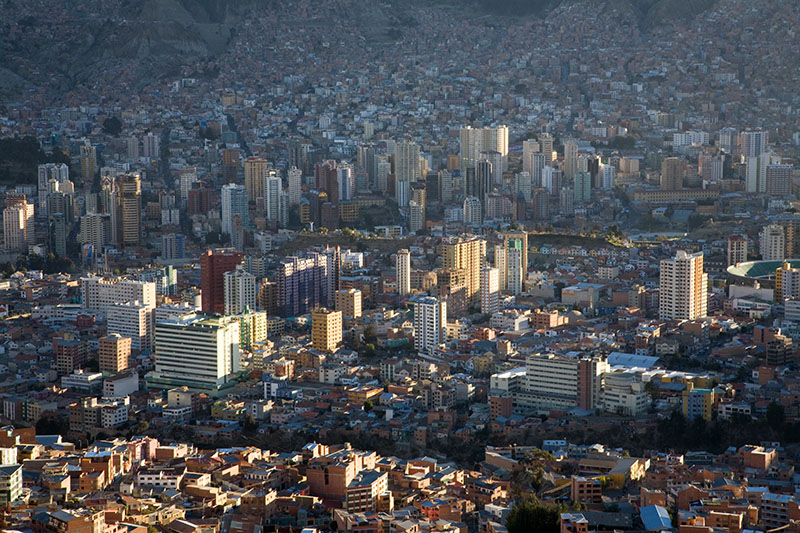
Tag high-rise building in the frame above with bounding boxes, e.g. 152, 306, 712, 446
439, 170, 454, 204
178, 167, 198, 204
116, 174, 142, 247
107, 301, 154, 352
98, 334, 131, 373
265, 171, 282, 223
288, 166, 303, 206
442, 236, 486, 306
2, 196, 34, 252
542, 166, 561, 195
766, 164, 793, 197
522, 140, 540, 176
573, 171, 591, 204
504, 232, 528, 282
311, 308, 342, 353
601, 164, 615, 190
409, 201, 424, 233
221, 184, 248, 236
660, 157, 684, 190
564, 139, 578, 180
37, 163, 69, 217
161, 233, 185, 260
142, 132, 160, 159
80, 140, 96, 182
718, 127, 739, 155
459, 125, 509, 171
395, 141, 420, 207
480, 267, 500, 315
413, 296, 446, 354
746, 152, 776, 194
727, 235, 748, 267
276, 253, 329, 317
775, 262, 800, 304
244, 156, 269, 202
659, 251, 708, 320
78, 213, 110, 251
540, 133, 555, 166
760, 224, 786, 261
507, 247, 524, 296
397, 249, 411, 297
515, 171, 532, 202
200, 249, 243, 314
740, 130, 768, 158
151, 313, 241, 391
49, 212, 67, 257
223, 268, 257, 316
335, 288, 362, 319
337, 162, 354, 202
463, 196, 481, 227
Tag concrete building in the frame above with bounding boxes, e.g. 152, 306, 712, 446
413, 296, 446, 354
80, 277, 156, 315
150, 313, 241, 392
200, 248, 243, 314
727, 235, 748, 266
107, 301, 154, 352
335, 288, 362, 319
223, 268, 257, 316
442, 236, 486, 307
311, 308, 342, 353
760, 225, 786, 261
480, 267, 500, 315
396, 249, 411, 297
659, 251, 708, 321
98, 334, 131, 373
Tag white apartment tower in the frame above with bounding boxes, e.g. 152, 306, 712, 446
224, 268, 257, 316
760, 224, 786, 261
413, 296, 447, 355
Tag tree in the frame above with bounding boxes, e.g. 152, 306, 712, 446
103, 116, 123, 136
244, 415, 258, 432
506, 497, 562, 533
767, 402, 785, 430
363, 400, 373, 412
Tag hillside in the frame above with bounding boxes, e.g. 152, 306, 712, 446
0, 0, 720, 104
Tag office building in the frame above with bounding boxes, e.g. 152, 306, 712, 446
660, 157, 684, 190
746, 152, 776, 194
151, 313, 241, 391
413, 296, 447, 354
107, 301, 154, 352
396, 249, 411, 297
518, 353, 609, 410
223, 268, 257, 316
200, 249, 244, 314
442, 236, 486, 306
244, 156, 269, 202
480, 267, 500, 315
760, 224, 786, 261
409, 201, 424, 233
311, 308, 342, 353
221, 183, 248, 236
727, 235, 748, 266
337, 162, 354, 202
99, 334, 132, 373
178, 167, 197, 204
574, 171, 591, 204
395, 141, 420, 207
766, 164, 793, 197
659, 251, 708, 320
237, 309, 268, 350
